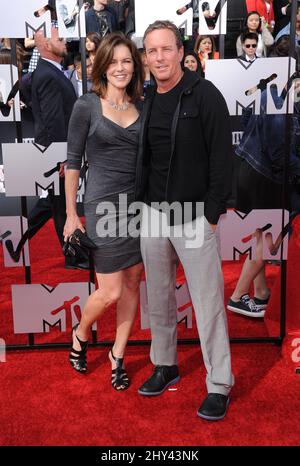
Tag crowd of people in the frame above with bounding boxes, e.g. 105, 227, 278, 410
1, 1, 300, 80
1, 0, 300, 422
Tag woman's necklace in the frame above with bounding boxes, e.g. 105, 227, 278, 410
106, 97, 130, 111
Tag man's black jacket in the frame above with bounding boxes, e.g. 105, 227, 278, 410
85, 6, 118, 35
135, 70, 233, 225
31, 58, 77, 147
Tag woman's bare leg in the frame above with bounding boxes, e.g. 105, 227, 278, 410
111, 262, 144, 361
71, 271, 123, 353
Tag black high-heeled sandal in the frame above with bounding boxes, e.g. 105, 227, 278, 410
69, 323, 88, 373
109, 349, 130, 391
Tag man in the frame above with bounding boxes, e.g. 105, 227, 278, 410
238, 32, 259, 62
69, 54, 93, 97
85, 0, 118, 36
6, 28, 81, 267
136, 20, 234, 421
32, 28, 76, 146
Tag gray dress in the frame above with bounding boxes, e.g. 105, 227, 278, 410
67, 92, 142, 273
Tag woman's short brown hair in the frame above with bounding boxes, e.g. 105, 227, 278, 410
92, 32, 144, 102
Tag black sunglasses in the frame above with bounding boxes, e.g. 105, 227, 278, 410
245, 44, 257, 48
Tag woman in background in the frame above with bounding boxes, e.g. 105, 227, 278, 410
183, 50, 204, 77
85, 32, 102, 64
194, 35, 218, 75
236, 10, 274, 57
246, 1, 275, 33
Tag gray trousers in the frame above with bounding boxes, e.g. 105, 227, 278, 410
141, 204, 234, 396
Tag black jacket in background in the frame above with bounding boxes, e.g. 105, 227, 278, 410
135, 70, 233, 225
273, 0, 291, 37
85, 6, 118, 35
31, 58, 77, 147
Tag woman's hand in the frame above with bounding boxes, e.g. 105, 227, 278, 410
63, 215, 85, 242
59, 162, 66, 178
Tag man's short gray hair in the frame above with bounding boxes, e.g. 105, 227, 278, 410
143, 20, 183, 50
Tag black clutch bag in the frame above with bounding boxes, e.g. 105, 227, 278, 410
63, 229, 97, 262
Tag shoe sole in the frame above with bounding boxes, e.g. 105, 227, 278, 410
227, 305, 265, 318
197, 398, 230, 421
253, 304, 268, 310
138, 376, 180, 396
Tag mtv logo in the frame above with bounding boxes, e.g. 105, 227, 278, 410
0, 216, 30, 267
198, 0, 228, 35
2, 142, 67, 197
219, 209, 289, 261
0, 0, 52, 38
56, 0, 87, 38
232, 131, 244, 146
135, 0, 193, 37
0, 65, 21, 122
0, 338, 6, 363
12, 283, 96, 334
206, 57, 296, 115
140, 281, 193, 330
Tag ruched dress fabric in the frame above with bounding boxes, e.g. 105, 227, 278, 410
67, 92, 142, 273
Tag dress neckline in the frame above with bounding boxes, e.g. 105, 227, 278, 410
99, 97, 140, 130
102, 113, 140, 130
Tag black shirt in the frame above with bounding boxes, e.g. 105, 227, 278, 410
147, 75, 186, 203
94, 9, 109, 37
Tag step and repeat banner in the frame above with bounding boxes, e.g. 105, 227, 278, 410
0, 0, 295, 344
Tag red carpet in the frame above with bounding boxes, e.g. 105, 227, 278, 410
1, 218, 300, 445
0, 344, 300, 446
0, 219, 282, 345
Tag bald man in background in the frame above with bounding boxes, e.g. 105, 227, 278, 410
32, 27, 77, 147
6, 28, 81, 267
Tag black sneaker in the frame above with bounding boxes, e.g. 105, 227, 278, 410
253, 295, 270, 310
197, 393, 230, 421
138, 365, 180, 396
227, 294, 265, 318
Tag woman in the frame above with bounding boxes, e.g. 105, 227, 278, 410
194, 35, 219, 75
64, 32, 144, 390
85, 32, 101, 64
183, 50, 204, 77
246, 1, 275, 33
236, 10, 274, 57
